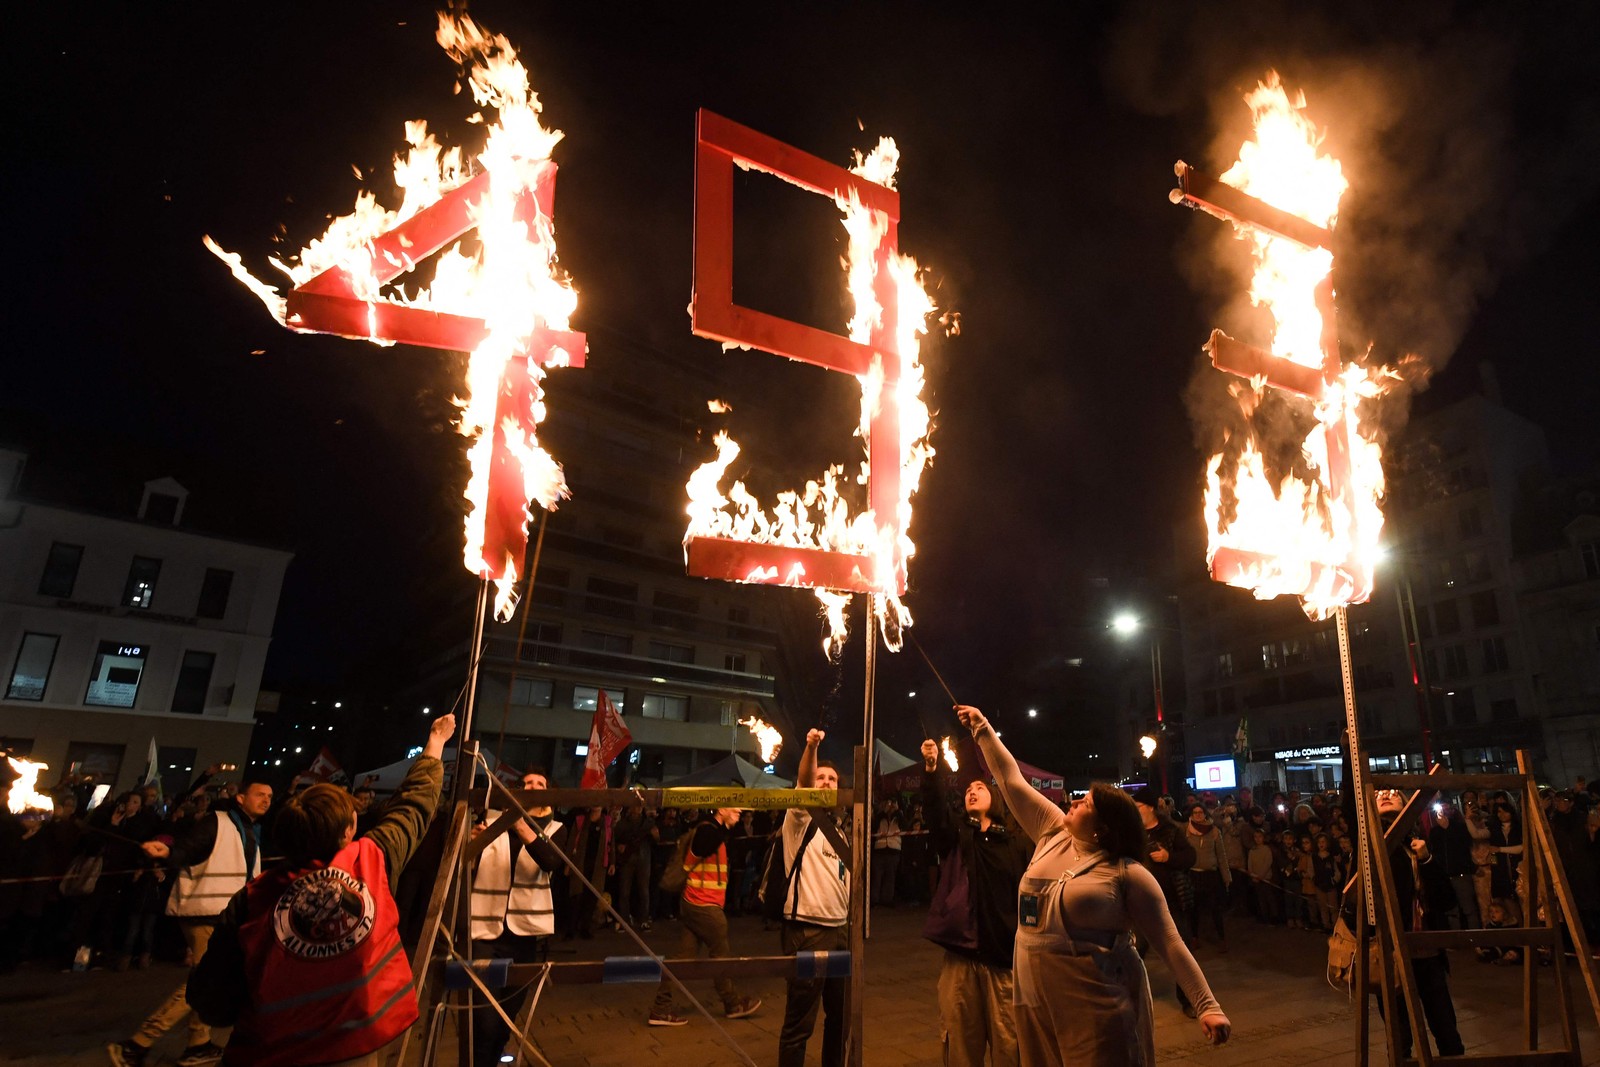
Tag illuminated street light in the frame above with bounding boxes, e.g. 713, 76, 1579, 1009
1111, 613, 1140, 635
1027, 708, 1038, 718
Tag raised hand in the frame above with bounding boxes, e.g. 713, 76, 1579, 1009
954, 705, 990, 738
806, 728, 825, 747
920, 739, 939, 768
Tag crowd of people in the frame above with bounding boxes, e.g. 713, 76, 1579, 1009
9, 719, 1600, 1066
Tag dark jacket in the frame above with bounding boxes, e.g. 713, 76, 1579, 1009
1426, 817, 1476, 878
1142, 813, 1196, 901
920, 769, 1031, 970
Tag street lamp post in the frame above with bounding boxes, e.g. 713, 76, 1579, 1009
1113, 613, 1172, 792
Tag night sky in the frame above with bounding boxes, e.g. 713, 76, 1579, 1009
7, 2, 1598, 735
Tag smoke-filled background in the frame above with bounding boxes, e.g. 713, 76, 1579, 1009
1107, 0, 1600, 472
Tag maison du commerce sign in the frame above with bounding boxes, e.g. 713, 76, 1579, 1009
1252, 744, 1342, 762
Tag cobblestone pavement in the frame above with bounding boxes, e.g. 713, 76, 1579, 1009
6, 905, 1600, 1064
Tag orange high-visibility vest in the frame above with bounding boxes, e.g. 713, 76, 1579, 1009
682, 837, 729, 908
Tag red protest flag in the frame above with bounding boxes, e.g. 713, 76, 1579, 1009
305, 746, 342, 782
580, 689, 632, 790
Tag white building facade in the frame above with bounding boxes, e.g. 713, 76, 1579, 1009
0, 449, 291, 796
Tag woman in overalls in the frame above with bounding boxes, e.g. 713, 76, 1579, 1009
955, 706, 1231, 1067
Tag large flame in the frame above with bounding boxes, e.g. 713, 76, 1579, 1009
1204, 73, 1391, 620
739, 715, 784, 764
940, 736, 959, 773
206, 13, 576, 620
7, 757, 53, 814
685, 139, 935, 657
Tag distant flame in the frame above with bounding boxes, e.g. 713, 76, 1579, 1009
7, 757, 52, 814
940, 736, 959, 773
1204, 72, 1393, 620
206, 12, 577, 621
684, 138, 935, 657
740, 716, 784, 763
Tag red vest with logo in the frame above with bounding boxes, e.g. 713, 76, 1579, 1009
227, 838, 417, 1067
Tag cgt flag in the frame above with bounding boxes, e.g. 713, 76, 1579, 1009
580, 689, 631, 790
304, 746, 343, 783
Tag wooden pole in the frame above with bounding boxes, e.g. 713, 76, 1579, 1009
847, 595, 877, 1067
496, 509, 550, 760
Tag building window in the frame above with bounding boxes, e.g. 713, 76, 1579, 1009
585, 576, 638, 620
1442, 689, 1476, 726
1481, 636, 1509, 674
724, 652, 747, 673
38, 543, 84, 598
155, 746, 197, 803
1458, 506, 1483, 540
1261, 643, 1280, 671
1583, 541, 1600, 580
1434, 599, 1462, 636
1490, 698, 1519, 722
1282, 638, 1309, 665
196, 568, 234, 619
5, 633, 60, 701
64, 740, 125, 784
170, 651, 215, 714
647, 640, 695, 664
1217, 652, 1234, 679
530, 567, 569, 608
720, 700, 737, 726
573, 685, 600, 712
580, 630, 631, 654
652, 590, 700, 626
85, 641, 149, 708
122, 557, 162, 609
510, 677, 554, 708
1469, 590, 1499, 628
641, 693, 689, 721
1441, 644, 1469, 678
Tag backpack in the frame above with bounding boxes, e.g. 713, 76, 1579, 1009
657, 831, 694, 896
759, 821, 819, 921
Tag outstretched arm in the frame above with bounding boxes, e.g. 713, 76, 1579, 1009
1125, 862, 1231, 1044
955, 706, 1063, 844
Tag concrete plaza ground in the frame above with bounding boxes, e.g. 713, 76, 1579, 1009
6, 904, 1600, 1065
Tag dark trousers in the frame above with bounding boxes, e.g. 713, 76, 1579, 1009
1378, 953, 1463, 1057
779, 921, 847, 1067
654, 901, 739, 1013
871, 850, 900, 905
470, 931, 548, 1067
616, 850, 651, 925
1186, 869, 1228, 942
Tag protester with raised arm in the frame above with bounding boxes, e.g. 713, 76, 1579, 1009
919, 738, 1030, 1067
954, 705, 1230, 1066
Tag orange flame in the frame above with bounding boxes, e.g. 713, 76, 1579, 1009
739, 716, 784, 764
684, 139, 935, 657
940, 736, 959, 773
1204, 73, 1392, 620
205, 13, 576, 620
7, 757, 52, 814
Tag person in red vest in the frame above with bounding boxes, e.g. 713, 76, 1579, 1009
185, 713, 455, 1067
647, 806, 762, 1027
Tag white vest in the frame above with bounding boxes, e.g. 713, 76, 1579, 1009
471, 815, 563, 940
168, 811, 260, 918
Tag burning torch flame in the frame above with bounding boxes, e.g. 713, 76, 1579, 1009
940, 736, 959, 773
7, 757, 53, 814
205, 13, 577, 622
739, 716, 783, 764
1204, 72, 1392, 620
684, 139, 936, 659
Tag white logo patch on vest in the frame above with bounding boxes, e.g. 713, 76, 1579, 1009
273, 866, 375, 959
